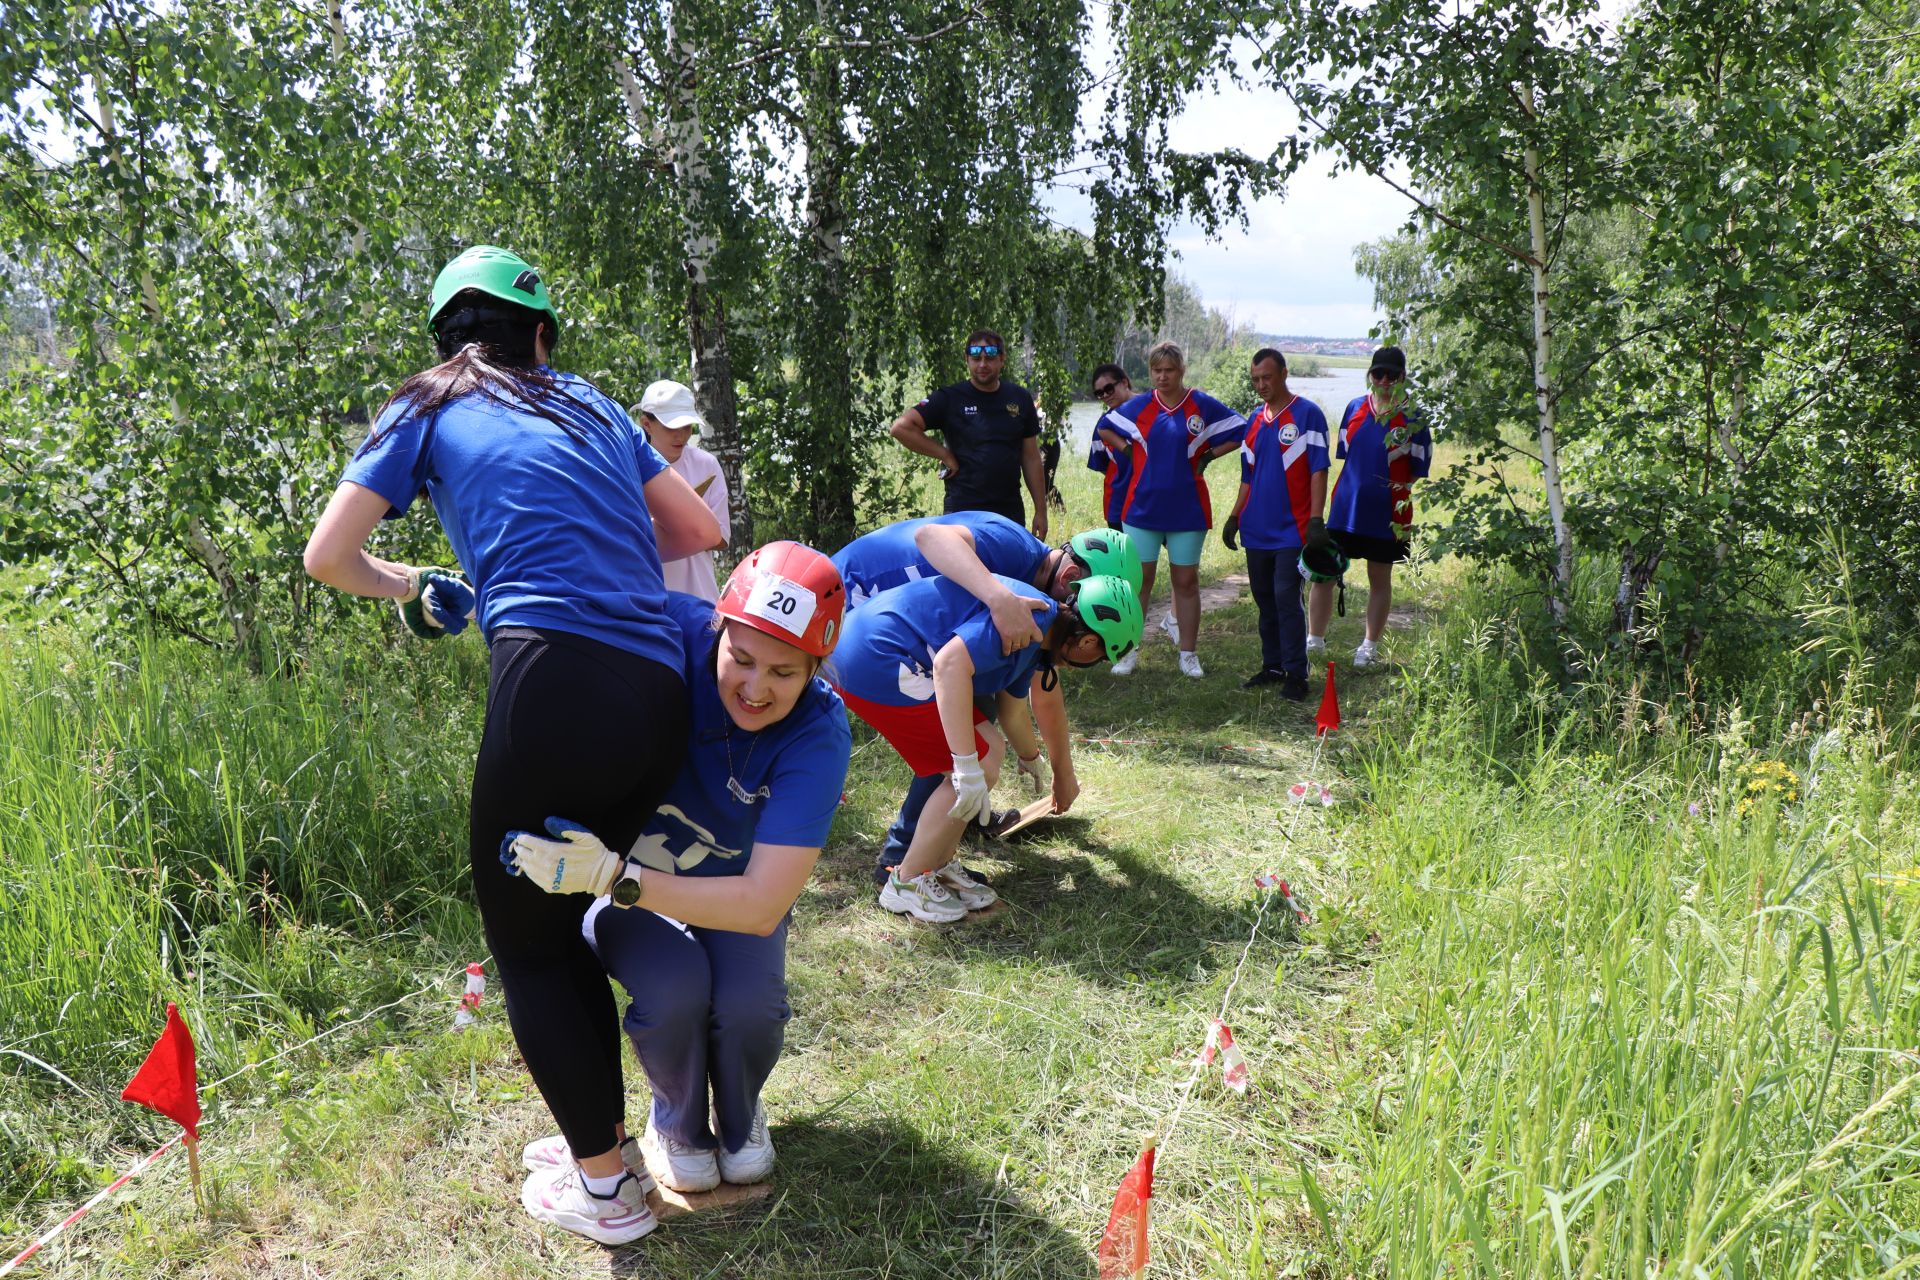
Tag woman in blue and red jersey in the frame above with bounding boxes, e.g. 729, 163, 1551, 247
1094, 341, 1246, 679
1083, 362, 1135, 529
1309, 345, 1432, 669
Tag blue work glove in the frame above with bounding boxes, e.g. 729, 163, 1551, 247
396, 566, 475, 639
499, 817, 629, 896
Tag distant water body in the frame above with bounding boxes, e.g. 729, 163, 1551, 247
1065, 365, 1369, 449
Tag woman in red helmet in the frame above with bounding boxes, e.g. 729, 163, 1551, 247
503, 542, 852, 1216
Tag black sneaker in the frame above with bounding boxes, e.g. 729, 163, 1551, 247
1280, 674, 1310, 702
1240, 668, 1287, 690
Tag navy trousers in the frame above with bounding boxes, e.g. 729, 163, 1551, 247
1245, 546, 1308, 678
589, 902, 790, 1154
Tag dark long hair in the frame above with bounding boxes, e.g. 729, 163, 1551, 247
356, 292, 616, 458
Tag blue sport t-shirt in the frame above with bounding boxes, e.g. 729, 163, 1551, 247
823, 575, 1060, 707
1237, 396, 1331, 551
832, 512, 1049, 610
1098, 389, 1247, 531
1327, 396, 1433, 541
1086, 435, 1134, 527
626, 594, 852, 878
342, 372, 681, 672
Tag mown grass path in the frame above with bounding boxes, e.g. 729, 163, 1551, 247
27, 535, 1418, 1279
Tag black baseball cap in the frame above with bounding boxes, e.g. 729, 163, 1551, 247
1369, 345, 1407, 377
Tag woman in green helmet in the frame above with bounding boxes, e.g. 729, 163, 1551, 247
303, 246, 721, 1245
823, 571, 1143, 922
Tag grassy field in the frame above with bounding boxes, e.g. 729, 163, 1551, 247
4, 460, 1918, 1277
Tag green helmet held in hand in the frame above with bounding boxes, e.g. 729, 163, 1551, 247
1065, 528, 1144, 596
428, 245, 560, 338
1068, 574, 1144, 664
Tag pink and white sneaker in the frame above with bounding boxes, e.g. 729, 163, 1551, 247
520, 1164, 657, 1245
521, 1133, 656, 1196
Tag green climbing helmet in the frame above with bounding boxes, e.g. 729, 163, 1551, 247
427, 245, 560, 336
1069, 574, 1144, 663
1299, 541, 1349, 583
1065, 528, 1144, 596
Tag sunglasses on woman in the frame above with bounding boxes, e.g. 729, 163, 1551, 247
1092, 381, 1120, 397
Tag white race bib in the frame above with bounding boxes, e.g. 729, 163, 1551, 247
744, 572, 817, 638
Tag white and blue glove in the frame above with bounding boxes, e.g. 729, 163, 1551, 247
947, 752, 993, 826
396, 566, 475, 639
499, 817, 628, 896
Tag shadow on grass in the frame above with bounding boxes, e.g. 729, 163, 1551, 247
604, 1116, 1093, 1278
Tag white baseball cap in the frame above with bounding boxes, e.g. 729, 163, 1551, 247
636, 379, 706, 432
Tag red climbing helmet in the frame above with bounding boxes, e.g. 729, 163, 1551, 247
716, 541, 846, 658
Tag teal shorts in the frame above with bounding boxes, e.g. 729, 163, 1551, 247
1122, 524, 1206, 567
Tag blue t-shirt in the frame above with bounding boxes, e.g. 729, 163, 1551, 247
832, 512, 1049, 611
1238, 396, 1331, 551
824, 574, 1059, 706
1327, 396, 1433, 540
1097, 389, 1247, 531
626, 594, 852, 878
343, 372, 681, 671
1086, 435, 1134, 527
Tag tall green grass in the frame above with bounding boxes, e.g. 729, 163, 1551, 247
1256, 598, 1920, 1274
0, 628, 487, 1206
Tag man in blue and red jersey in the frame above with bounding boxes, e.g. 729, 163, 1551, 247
1311, 345, 1432, 668
1094, 341, 1246, 678
1221, 349, 1329, 701
1083, 363, 1135, 529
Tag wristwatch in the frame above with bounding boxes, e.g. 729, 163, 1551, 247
611, 865, 644, 908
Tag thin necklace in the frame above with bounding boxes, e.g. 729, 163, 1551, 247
722, 704, 767, 804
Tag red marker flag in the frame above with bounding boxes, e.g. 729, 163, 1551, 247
1315, 662, 1341, 736
121, 1003, 200, 1139
1096, 1137, 1157, 1279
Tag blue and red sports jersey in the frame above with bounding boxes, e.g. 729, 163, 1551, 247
831, 512, 1049, 611
1237, 396, 1330, 550
822, 574, 1059, 708
1327, 396, 1432, 540
1097, 389, 1246, 531
1085, 434, 1134, 527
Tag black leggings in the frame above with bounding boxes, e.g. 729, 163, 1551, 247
469, 626, 690, 1158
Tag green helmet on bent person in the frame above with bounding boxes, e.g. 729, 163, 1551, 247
427, 245, 561, 361
1059, 527, 1144, 596
1054, 573, 1144, 667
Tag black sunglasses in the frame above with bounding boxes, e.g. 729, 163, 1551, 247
1092, 381, 1121, 397
967, 344, 1002, 357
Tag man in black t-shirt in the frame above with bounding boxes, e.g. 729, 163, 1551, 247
889, 328, 1048, 539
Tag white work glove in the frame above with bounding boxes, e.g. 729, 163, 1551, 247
947, 752, 993, 826
498, 817, 628, 896
1015, 751, 1049, 797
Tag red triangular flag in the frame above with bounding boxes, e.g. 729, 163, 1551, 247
1315, 662, 1340, 736
121, 1003, 200, 1139
1096, 1138, 1157, 1279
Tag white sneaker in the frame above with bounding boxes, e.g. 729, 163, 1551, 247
935, 860, 998, 910
1304, 635, 1327, 659
1178, 651, 1204, 679
714, 1103, 775, 1184
878, 870, 969, 923
522, 1134, 656, 1196
1110, 649, 1140, 676
520, 1164, 657, 1245
1353, 640, 1378, 668
1159, 611, 1180, 646
642, 1115, 720, 1193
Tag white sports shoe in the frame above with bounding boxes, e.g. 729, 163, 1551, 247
1304, 635, 1327, 659
715, 1103, 775, 1185
1110, 649, 1140, 676
642, 1115, 720, 1193
520, 1164, 656, 1245
1159, 611, 1181, 645
522, 1134, 656, 1196
878, 870, 968, 923
1353, 639, 1379, 668
935, 860, 998, 910
1178, 651, 1205, 679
